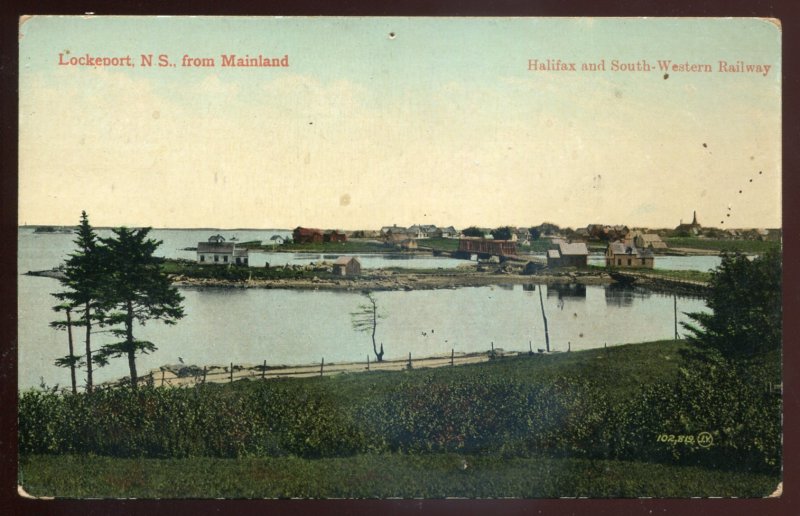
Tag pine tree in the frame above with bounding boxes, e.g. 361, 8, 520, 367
682, 247, 781, 362
51, 211, 108, 393
97, 227, 185, 388
49, 304, 80, 394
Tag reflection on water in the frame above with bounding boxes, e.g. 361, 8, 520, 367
604, 283, 652, 307
547, 283, 587, 300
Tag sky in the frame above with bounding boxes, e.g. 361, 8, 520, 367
18, 17, 781, 230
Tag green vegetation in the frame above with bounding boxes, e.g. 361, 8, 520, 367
51, 212, 106, 393
250, 240, 387, 253
50, 213, 185, 391
663, 237, 779, 254
160, 259, 327, 281
421, 237, 460, 252
589, 265, 712, 283
19, 340, 780, 497
518, 240, 557, 253
20, 453, 779, 498
96, 227, 185, 388
683, 249, 781, 360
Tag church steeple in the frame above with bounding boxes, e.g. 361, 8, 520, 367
692, 210, 698, 226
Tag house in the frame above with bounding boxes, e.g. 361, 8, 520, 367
293, 227, 323, 244
547, 242, 589, 267
266, 235, 285, 246
197, 234, 249, 266
383, 228, 415, 243
433, 226, 458, 238
587, 224, 630, 241
605, 241, 654, 268
324, 230, 348, 243
633, 233, 668, 250
332, 256, 361, 276
407, 225, 426, 239
380, 224, 406, 236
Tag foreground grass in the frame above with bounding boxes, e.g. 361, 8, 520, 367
19, 453, 779, 499
301, 340, 691, 407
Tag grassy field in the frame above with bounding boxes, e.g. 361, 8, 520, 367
251, 240, 388, 253
588, 265, 712, 284
663, 237, 779, 254
19, 341, 780, 498
19, 453, 780, 498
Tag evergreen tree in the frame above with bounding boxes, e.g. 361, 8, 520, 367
682, 248, 781, 362
49, 304, 79, 394
51, 211, 108, 393
97, 227, 185, 388
491, 226, 514, 241
462, 226, 484, 238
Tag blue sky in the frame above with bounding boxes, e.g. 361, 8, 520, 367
19, 17, 781, 229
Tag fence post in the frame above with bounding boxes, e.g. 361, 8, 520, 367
568, 341, 571, 352
408, 352, 412, 369
367, 354, 370, 371
451, 348, 454, 366
202, 366, 207, 384
262, 360, 267, 380
529, 340, 532, 355
161, 368, 165, 387
230, 362, 234, 383
320, 357, 324, 377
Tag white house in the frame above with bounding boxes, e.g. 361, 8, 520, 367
197, 235, 249, 266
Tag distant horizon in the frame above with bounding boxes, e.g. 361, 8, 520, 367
18, 221, 783, 232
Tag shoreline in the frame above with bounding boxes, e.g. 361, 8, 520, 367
24, 266, 708, 296
169, 269, 614, 291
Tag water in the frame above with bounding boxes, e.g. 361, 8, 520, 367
18, 228, 711, 390
587, 254, 721, 272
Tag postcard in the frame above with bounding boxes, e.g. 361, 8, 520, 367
17, 16, 782, 499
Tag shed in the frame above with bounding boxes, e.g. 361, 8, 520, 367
332, 256, 361, 276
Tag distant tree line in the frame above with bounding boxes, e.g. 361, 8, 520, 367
50, 212, 185, 392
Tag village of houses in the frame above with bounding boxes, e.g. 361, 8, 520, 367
191, 211, 775, 278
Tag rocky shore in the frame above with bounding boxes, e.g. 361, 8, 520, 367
168, 268, 615, 292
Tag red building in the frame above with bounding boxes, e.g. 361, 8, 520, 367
293, 227, 323, 243
324, 230, 348, 243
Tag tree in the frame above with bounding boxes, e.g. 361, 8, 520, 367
351, 291, 385, 362
49, 304, 80, 394
97, 227, 185, 388
51, 212, 108, 393
491, 226, 513, 241
462, 226, 484, 238
529, 227, 541, 241
682, 248, 781, 362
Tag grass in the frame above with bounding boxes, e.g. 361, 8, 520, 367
292, 340, 691, 407
19, 453, 779, 498
18, 340, 780, 498
253, 240, 388, 253
663, 237, 779, 254
589, 265, 712, 283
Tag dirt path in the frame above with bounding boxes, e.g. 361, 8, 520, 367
139, 350, 524, 388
